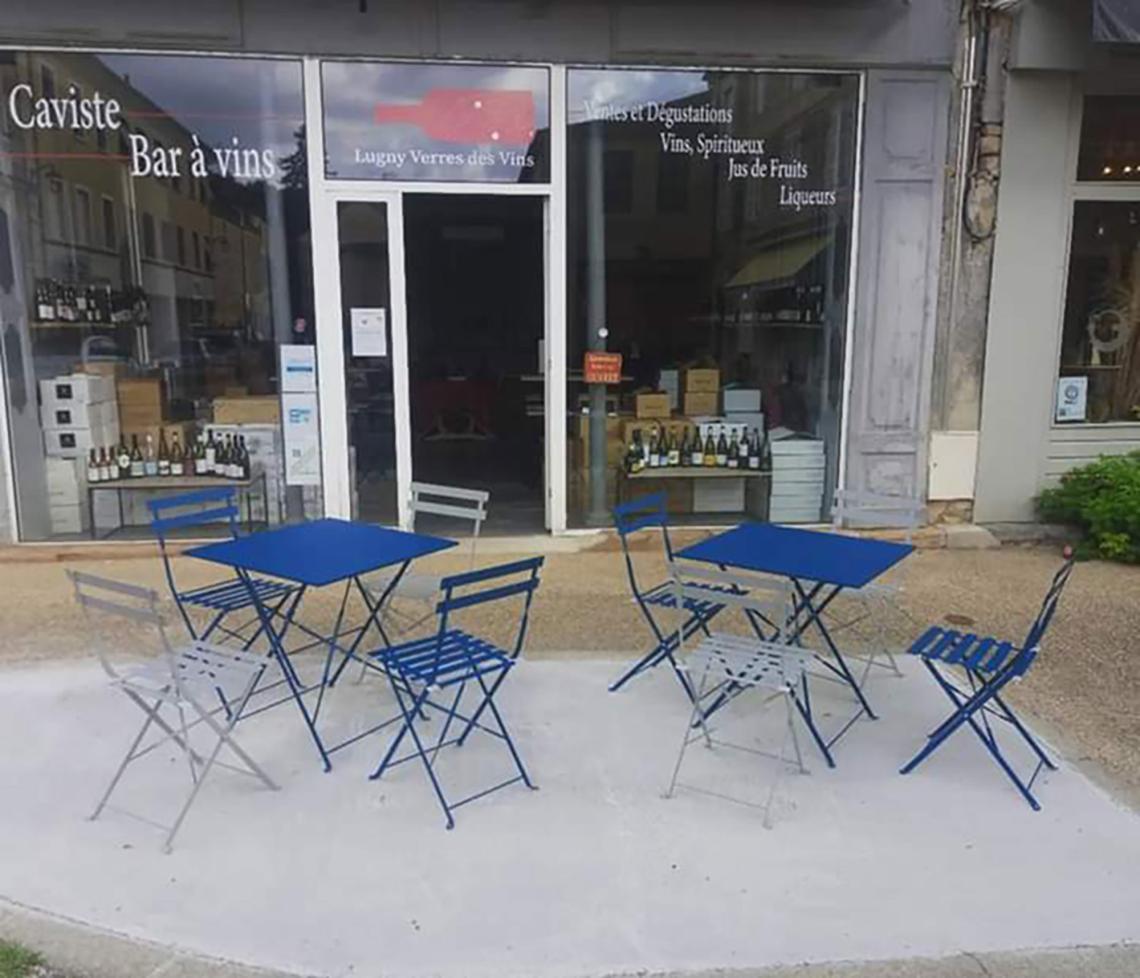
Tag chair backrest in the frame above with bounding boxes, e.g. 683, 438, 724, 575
427, 556, 544, 682
668, 560, 794, 643
831, 488, 926, 543
67, 569, 172, 680
1022, 553, 1076, 653
612, 493, 673, 601
147, 487, 241, 598
409, 481, 490, 567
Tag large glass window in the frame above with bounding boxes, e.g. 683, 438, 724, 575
321, 61, 550, 183
566, 68, 859, 527
1056, 95, 1140, 425
0, 52, 320, 540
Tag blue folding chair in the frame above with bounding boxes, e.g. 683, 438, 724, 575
610, 493, 735, 698
900, 553, 1076, 810
365, 556, 544, 829
148, 488, 298, 648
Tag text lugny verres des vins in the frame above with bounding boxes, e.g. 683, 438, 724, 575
583, 98, 838, 211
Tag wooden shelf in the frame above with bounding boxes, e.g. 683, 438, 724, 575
625, 467, 769, 479
92, 475, 257, 490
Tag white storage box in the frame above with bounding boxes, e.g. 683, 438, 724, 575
693, 477, 746, 513
49, 498, 91, 535
725, 411, 765, 432
658, 369, 680, 411
41, 397, 119, 432
45, 427, 100, 458
40, 374, 115, 410
46, 457, 84, 503
723, 388, 761, 413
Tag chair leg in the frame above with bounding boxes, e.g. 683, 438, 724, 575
472, 668, 536, 791
761, 696, 801, 829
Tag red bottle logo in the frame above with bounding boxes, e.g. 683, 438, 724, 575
373, 89, 536, 146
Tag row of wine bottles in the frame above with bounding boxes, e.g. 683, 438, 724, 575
86, 429, 252, 483
33, 278, 146, 325
625, 425, 771, 474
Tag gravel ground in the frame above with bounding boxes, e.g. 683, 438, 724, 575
1, 535, 1137, 804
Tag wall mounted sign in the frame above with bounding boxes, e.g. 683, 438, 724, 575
322, 61, 550, 183
1056, 376, 1088, 422
282, 392, 321, 485
583, 351, 623, 384
350, 307, 387, 357
280, 344, 317, 393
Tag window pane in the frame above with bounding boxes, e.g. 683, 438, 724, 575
1078, 96, 1140, 182
0, 52, 319, 540
321, 60, 550, 182
566, 68, 859, 527
1056, 201, 1140, 423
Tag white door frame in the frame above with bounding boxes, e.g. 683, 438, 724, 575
303, 58, 565, 533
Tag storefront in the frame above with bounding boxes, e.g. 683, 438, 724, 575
0, 2, 955, 542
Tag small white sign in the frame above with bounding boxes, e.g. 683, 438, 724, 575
282, 392, 321, 486
1056, 376, 1088, 423
351, 307, 387, 358
280, 344, 317, 393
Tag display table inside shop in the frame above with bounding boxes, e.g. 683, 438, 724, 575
86, 472, 268, 541
621, 466, 771, 518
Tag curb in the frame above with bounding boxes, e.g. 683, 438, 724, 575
3, 896, 1140, 978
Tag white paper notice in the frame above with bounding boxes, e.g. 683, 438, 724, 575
351, 307, 387, 357
1055, 376, 1088, 423
280, 344, 317, 393
282, 392, 321, 486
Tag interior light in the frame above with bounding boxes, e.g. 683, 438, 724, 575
1125, 165, 1134, 174
1103, 165, 1113, 175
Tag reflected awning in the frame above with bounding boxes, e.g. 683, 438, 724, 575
1094, 0, 1140, 42
725, 235, 830, 290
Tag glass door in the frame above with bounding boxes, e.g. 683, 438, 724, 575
329, 196, 411, 527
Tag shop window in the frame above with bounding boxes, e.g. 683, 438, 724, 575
321, 60, 551, 183
1077, 96, 1140, 182
101, 197, 116, 251
566, 68, 858, 527
1056, 201, 1140, 423
0, 51, 319, 541
73, 187, 92, 246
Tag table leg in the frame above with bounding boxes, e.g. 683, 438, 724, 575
238, 569, 331, 772
88, 487, 96, 541
327, 562, 407, 688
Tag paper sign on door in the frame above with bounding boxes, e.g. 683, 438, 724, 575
351, 307, 387, 357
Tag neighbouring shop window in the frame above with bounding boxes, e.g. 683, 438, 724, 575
566, 68, 859, 527
1077, 96, 1140, 182
321, 60, 550, 183
0, 51, 321, 541
1056, 201, 1140, 423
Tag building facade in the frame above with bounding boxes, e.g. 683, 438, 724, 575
0, 0, 957, 542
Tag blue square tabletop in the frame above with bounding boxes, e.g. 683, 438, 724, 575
185, 518, 457, 587
676, 522, 912, 590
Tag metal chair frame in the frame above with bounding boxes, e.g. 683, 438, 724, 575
68, 570, 277, 852
365, 556, 544, 829
900, 555, 1075, 810
609, 493, 731, 699
827, 488, 926, 685
664, 565, 821, 827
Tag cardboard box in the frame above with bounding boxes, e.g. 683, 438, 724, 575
683, 391, 719, 416
635, 392, 671, 419
45, 426, 107, 458
117, 377, 164, 426
46, 457, 84, 503
40, 374, 115, 410
621, 418, 692, 445
213, 396, 281, 425
693, 417, 751, 443
49, 501, 90, 535
693, 478, 746, 513
723, 388, 761, 413
75, 362, 129, 380
683, 367, 720, 393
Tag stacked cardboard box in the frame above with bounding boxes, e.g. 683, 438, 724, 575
116, 377, 164, 434
682, 367, 720, 417
45, 456, 90, 535
769, 436, 826, 523
40, 374, 120, 458
213, 396, 280, 425
722, 387, 764, 435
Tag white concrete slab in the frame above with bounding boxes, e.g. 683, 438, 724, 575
1, 656, 1139, 978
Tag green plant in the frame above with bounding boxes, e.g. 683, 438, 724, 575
1037, 451, 1140, 562
0, 941, 42, 978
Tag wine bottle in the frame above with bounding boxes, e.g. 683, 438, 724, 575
678, 427, 690, 467
143, 433, 158, 477
715, 428, 728, 467
116, 436, 132, 480
727, 431, 740, 470
689, 427, 703, 466
761, 430, 772, 472
666, 428, 680, 467
75, 284, 88, 319
747, 429, 761, 470
194, 433, 207, 476
205, 430, 217, 475
98, 447, 112, 482
225, 435, 237, 478
647, 427, 659, 469
87, 448, 101, 484
157, 429, 170, 477
170, 432, 184, 477
129, 435, 144, 478
239, 436, 252, 480
703, 429, 717, 467
35, 280, 53, 322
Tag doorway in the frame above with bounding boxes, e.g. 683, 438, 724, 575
403, 194, 545, 534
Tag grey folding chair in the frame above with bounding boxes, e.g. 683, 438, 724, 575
358, 482, 490, 680
828, 488, 926, 685
68, 570, 277, 852
664, 562, 820, 828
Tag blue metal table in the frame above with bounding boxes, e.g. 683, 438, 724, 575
186, 518, 456, 771
676, 522, 912, 765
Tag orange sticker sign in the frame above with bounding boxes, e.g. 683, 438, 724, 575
583, 351, 623, 384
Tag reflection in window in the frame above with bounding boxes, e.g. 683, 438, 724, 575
73, 187, 91, 245
566, 68, 858, 527
142, 212, 157, 259
101, 197, 116, 250
1078, 96, 1140, 182
1057, 201, 1140, 423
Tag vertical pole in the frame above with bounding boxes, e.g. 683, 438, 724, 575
585, 121, 608, 525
